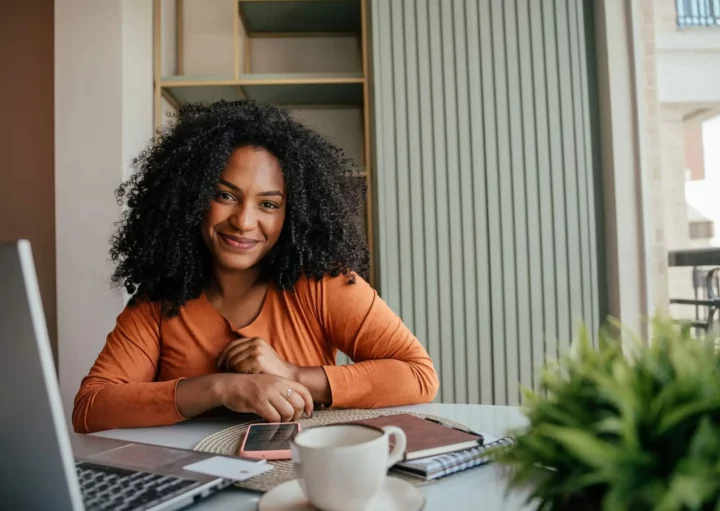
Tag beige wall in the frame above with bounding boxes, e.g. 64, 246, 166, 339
654, 0, 720, 104
685, 124, 705, 181
659, 107, 691, 251
656, 42, 720, 104
637, 0, 669, 314
654, 0, 678, 33
657, 107, 695, 309
180, 0, 233, 76
0, 1, 57, 361
56, 0, 156, 416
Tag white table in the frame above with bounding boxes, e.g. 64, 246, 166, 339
95, 404, 534, 510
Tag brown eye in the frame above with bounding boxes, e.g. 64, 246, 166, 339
215, 191, 235, 202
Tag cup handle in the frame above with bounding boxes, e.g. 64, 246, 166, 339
382, 426, 407, 468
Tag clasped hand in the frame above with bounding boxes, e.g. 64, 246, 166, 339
217, 337, 297, 380
215, 337, 312, 423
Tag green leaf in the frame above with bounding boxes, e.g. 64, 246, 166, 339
686, 417, 720, 460
555, 471, 608, 494
602, 486, 630, 511
665, 470, 719, 509
653, 488, 682, 511
593, 417, 623, 436
532, 401, 586, 427
515, 433, 561, 462
520, 387, 539, 407
657, 399, 720, 436
535, 424, 626, 469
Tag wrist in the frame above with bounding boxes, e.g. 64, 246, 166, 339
289, 365, 304, 384
295, 367, 332, 406
212, 373, 235, 408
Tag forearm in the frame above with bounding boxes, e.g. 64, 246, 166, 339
73, 374, 230, 434
175, 374, 227, 419
322, 359, 439, 408
294, 367, 332, 405
73, 377, 188, 434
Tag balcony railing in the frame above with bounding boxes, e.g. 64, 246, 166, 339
668, 248, 720, 336
677, 0, 720, 27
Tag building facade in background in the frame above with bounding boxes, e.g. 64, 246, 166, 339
646, 0, 720, 320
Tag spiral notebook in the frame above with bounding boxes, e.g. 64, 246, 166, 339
392, 436, 514, 481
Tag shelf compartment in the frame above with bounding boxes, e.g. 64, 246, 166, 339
238, 0, 361, 35
161, 73, 364, 106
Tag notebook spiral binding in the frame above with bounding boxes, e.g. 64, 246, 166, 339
394, 436, 515, 481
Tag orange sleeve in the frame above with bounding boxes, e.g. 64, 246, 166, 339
72, 300, 185, 434
319, 274, 440, 408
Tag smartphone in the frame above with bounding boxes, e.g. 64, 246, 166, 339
238, 422, 302, 460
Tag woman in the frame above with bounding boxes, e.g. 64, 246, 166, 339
73, 100, 439, 434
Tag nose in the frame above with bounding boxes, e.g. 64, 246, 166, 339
229, 201, 257, 233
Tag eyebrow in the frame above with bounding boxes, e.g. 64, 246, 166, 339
219, 179, 240, 191
219, 179, 284, 198
259, 190, 284, 198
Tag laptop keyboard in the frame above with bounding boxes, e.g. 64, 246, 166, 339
75, 461, 199, 511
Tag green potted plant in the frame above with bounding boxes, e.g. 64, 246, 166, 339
496, 319, 720, 511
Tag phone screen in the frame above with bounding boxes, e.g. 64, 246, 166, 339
243, 423, 300, 451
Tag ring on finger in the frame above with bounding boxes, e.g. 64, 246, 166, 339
284, 388, 293, 400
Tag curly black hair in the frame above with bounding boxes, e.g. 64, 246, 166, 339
111, 100, 369, 315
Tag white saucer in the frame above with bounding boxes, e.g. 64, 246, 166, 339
257, 477, 425, 511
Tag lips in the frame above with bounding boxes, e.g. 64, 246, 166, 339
218, 233, 260, 250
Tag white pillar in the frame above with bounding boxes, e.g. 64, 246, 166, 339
55, 0, 153, 418
702, 115, 720, 245
594, 0, 658, 336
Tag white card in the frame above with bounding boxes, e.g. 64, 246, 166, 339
183, 456, 273, 481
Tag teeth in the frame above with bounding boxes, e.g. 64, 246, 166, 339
222, 235, 255, 247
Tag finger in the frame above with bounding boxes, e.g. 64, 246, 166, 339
227, 347, 271, 374
288, 381, 314, 418
286, 392, 305, 421
218, 338, 257, 369
228, 356, 259, 374
216, 338, 248, 368
268, 393, 296, 423
225, 345, 259, 367
217, 338, 254, 368
254, 402, 281, 423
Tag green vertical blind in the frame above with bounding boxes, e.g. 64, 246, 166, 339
370, 0, 600, 405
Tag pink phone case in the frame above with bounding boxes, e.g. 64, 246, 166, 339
238, 422, 302, 460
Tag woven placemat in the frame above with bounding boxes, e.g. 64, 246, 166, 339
193, 408, 471, 493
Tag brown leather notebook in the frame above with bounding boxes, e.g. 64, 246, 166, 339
346, 414, 483, 461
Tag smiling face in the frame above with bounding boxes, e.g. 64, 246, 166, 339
201, 146, 287, 273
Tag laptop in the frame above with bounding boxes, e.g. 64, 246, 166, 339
0, 240, 236, 510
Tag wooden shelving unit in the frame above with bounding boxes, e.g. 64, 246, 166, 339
153, 0, 374, 284
238, 0, 361, 34
161, 73, 364, 106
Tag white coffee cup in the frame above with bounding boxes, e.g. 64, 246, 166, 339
290, 424, 407, 511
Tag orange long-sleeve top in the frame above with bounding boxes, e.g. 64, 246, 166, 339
73, 274, 439, 434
